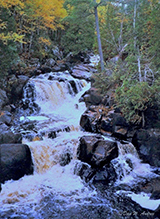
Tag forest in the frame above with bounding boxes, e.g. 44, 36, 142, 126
0, 0, 160, 126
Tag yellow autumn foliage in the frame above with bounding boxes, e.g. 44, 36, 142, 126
25, 0, 67, 30
0, 32, 24, 44
0, 0, 67, 46
38, 37, 51, 46
0, 0, 24, 9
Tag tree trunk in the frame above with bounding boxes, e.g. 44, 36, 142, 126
137, 54, 142, 82
133, 0, 137, 49
29, 24, 34, 55
142, 111, 145, 128
94, 0, 104, 72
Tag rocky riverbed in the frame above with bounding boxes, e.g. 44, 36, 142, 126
0, 54, 160, 218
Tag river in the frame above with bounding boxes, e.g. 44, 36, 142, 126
0, 58, 160, 219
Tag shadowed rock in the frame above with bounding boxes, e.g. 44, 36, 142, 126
77, 135, 118, 168
0, 144, 34, 184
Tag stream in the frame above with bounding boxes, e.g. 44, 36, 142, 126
0, 58, 160, 219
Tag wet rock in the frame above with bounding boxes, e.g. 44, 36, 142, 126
100, 119, 113, 134
74, 161, 96, 183
65, 52, 90, 64
77, 135, 118, 168
2, 104, 13, 112
80, 112, 98, 133
92, 164, 117, 185
0, 88, 9, 110
69, 80, 79, 94
154, 205, 160, 218
0, 111, 12, 126
80, 88, 102, 106
45, 58, 56, 67
39, 65, 52, 73
20, 120, 36, 131
132, 129, 160, 167
80, 106, 129, 140
52, 46, 63, 60
141, 178, 160, 195
71, 68, 92, 81
113, 126, 128, 140
110, 113, 129, 139
59, 149, 72, 166
150, 190, 160, 200
21, 83, 40, 115
0, 130, 22, 144
48, 126, 70, 139
40, 62, 69, 74
48, 131, 57, 139
52, 63, 69, 72
0, 122, 10, 132
28, 58, 40, 67
7, 75, 29, 103
0, 144, 34, 183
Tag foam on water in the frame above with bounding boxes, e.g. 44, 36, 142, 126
0, 71, 96, 217
128, 192, 160, 211
1, 62, 159, 216
0, 131, 97, 216
113, 142, 158, 185
116, 191, 160, 211
24, 72, 90, 131
0, 164, 97, 214
20, 115, 49, 121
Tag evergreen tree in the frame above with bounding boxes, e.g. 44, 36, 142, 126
0, 8, 19, 78
61, 0, 95, 55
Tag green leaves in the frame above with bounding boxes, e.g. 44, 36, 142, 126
115, 81, 158, 124
62, 0, 95, 54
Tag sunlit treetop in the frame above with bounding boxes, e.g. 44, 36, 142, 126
0, 0, 24, 9
25, 0, 67, 30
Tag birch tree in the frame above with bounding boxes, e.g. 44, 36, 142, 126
93, 0, 105, 71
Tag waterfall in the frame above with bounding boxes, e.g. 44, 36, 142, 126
112, 141, 158, 185
0, 71, 99, 218
0, 66, 159, 218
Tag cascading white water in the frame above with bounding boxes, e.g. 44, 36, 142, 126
113, 141, 160, 211
0, 61, 159, 217
0, 71, 99, 218
112, 141, 158, 185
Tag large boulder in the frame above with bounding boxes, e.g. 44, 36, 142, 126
71, 64, 92, 81
74, 161, 117, 184
79, 88, 102, 106
77, 135, 118, 168
0, 144, 34, 183
80, 106, 129, 140
132, 129, 160, 167
80, 111, 98, 133
7, 75, 29, 103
